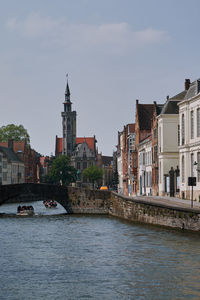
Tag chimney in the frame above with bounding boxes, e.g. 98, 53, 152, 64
185, 79, 190, 90
8, 139, 13, 150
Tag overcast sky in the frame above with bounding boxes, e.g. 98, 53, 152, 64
0, 0, 200, 156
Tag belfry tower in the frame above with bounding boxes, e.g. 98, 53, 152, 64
61, 77, 77, 156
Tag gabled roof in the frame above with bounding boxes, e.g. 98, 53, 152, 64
76, 137, 96, 151
0, 141, 26, 152
161, 88, 187, 115
137, 102, 154, 130
155, 104, 164, 115
184, 79, 200, 100
0, 146, 23, 163
161, 99, 180, 114
55, 136, 96, 154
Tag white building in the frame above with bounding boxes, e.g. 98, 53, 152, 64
157, 93, 185, 196
138, 136, 152, 196
178, 79, 200, 200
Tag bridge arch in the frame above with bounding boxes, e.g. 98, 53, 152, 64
0, 183, 72, 213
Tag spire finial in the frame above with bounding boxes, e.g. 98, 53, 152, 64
65, 73, 70, 99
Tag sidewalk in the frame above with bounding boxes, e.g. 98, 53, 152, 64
132, 195, 200, 210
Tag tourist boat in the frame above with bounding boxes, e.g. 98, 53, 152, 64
43, 200, 57, 208
17, 206, 34, 216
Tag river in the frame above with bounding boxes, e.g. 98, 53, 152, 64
0, 201, 200, 300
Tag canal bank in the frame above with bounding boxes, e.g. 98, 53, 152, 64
109, 192, 200, 232
68, 187, 200, 231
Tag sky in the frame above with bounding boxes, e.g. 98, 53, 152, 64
1, 0, 200, 156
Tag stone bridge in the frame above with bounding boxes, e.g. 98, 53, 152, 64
0, 183, 110, 214
0, 183, 73, 212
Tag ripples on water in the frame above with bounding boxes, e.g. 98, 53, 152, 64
0, 201, 200, 300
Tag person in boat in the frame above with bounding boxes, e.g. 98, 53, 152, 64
17, 206, 22, 213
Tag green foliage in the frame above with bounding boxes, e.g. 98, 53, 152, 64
0, 124, 30, 143
49, 155, 77, 185
82, 165, 103, 184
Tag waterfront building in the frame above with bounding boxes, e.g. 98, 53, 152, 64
138, 135, 152, 195
135, 100, 154, 195
157, 90, 186, 196
116, 124, 136, 196
0, 146, 25, 184
151, 101, 164, 196
116, 131, 123, 194
178, 78, 200, 200
0, 140, 40, 183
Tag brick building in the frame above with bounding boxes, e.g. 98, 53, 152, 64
135, 100, 154, 194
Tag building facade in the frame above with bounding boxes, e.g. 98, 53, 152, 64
178, 79, 200, 200
0, 146, 25, 184
138, 136, 152, 195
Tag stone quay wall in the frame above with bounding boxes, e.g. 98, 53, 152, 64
109, 192, 200, 231
67, 187, 110, 214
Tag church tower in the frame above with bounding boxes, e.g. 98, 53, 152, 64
61, 78, 77, 156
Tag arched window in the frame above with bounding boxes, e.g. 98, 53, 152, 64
182, 155, 185, 183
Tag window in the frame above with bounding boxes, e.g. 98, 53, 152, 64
191, 110, 194, 139
198, 152, 200, 182
154, 146, 157, 162
197, 108, 200, 137
182, 155, 185, 183
191, 153, 194, 177
3, 172, 7, 181
3, 161, 7, 169
0, 166, 2, 173
178, 125, 180, 146
83, 162, 87, 169
0, 155, 2, 162
159, 162, 161, 183
182, 114, 185, 145
158, 127, 161, 152
154, 128, 157, 138
77, 162, 80, 170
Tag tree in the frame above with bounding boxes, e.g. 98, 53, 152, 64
82, 165, 103, 188
49, 155, 77, 185
0, 124, 30, 143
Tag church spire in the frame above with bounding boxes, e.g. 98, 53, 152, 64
65, 74, 71, 102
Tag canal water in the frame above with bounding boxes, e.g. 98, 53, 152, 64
0, 201, 200, 300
